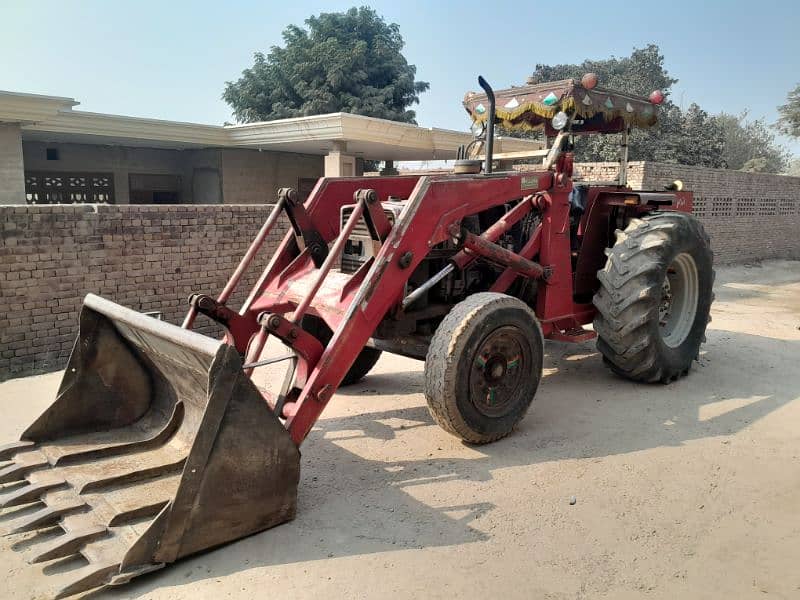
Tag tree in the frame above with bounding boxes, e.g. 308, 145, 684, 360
517, 45, 789, 172
670, 104, 727, 168
787, 158, 800, 177
718, 112, 789, 173
777, 83, 800, 138
526, 44, 677, 98
223, 7, 429, 124
522, 45, 693, 164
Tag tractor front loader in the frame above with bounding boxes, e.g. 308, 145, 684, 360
0, 74, 713, 597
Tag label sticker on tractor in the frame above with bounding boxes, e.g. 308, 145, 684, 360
521, 175, 539, 190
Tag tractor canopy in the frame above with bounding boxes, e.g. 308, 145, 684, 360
463, 78, 660, 136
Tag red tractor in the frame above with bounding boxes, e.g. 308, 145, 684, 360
0, 75, 713, 597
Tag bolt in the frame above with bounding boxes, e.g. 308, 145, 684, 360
365, 189, 378, 204
197, 296, 216, 310
317, 384, 334, 403
267, 315, 281, 329
398, 251, 413, 269
288, 328, 298, 340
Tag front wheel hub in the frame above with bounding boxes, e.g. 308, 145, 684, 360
471, 326, 528, 417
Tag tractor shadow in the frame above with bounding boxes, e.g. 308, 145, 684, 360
98, 324, 800, 599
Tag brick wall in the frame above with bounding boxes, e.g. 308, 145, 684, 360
574, 161, 800, 264
0, 204, 288, 380
2, 162, 800, 379
574, 161, 645, 187
639, 162, 800, 264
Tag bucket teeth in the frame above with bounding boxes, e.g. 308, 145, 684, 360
52, 561, 120, 600
0, 440, 34, 461
31, 524, 109, 564
0, 452, 49, 484
7, 498, 87, 535
0, 478, 66, 508
2, 296, 301, 597
0, 462, 29, 484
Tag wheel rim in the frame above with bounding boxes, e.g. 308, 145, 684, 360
658, 252, 699, 347
469, 326, 531, 418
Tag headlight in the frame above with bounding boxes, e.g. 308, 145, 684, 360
470, 120, 486, 138
551, 111, 569, 131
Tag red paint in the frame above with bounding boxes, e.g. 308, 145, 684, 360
183, 169, 692, 446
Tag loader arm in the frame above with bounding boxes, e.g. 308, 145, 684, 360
237, 172, 567, 444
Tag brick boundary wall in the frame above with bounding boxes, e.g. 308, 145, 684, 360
574, 161, 800, 264
0, 204, 288, 381
2, 162, 800, 380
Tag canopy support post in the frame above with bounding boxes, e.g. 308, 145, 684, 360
619, 128, 629, 187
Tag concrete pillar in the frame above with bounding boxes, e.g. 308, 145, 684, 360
324, 141, 357, 177
113, 170, 130, 204
0, 123, 26, 205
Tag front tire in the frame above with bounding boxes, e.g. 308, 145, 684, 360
593, 211, 714, 383
302, 315, 382, 385
424, 293, 544, 444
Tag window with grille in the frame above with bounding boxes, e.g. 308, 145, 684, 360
25, 172, 114, 204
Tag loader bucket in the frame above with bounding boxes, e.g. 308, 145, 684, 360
0, 294, 300, 598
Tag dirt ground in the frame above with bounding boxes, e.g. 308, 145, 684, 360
1, 260, 799, 600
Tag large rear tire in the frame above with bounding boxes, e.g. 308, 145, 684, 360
424, 293, 544, 444
593, 211, 714, 383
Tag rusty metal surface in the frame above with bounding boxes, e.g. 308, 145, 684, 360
0, 295, 299, 598
453, 225, 546, 279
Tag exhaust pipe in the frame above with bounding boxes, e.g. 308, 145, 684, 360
478, 76, 496, 174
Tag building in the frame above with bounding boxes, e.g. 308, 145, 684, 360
0, 91, 542, 206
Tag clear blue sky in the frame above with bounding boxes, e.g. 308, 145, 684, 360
2, 0, 799, 155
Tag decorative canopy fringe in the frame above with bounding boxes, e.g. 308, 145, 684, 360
464, 79, 658, 134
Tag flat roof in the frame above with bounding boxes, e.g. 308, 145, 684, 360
0, 90, 542, 160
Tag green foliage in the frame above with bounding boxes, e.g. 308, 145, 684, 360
777, 83, 800, 138
786, 158, 800, 177
517, 45, 789, 173
223, 7, 429, 124
718, 112, 789, 173
526, 44, 710, 165
527, 44, 677, 97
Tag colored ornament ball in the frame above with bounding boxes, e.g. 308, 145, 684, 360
649, 90, 665, 105
581, 72, 598, 89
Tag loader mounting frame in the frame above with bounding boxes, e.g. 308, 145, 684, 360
187, 164, 691, 446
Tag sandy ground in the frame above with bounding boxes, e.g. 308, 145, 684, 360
1, 260, 799, 600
